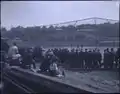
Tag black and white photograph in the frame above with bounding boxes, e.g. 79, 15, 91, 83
0, 1, 120, 93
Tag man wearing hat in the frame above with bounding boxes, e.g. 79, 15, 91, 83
39, 51, 53, 72
39, 51, 60, 75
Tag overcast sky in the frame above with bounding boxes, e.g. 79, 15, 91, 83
1, 1, 119, 30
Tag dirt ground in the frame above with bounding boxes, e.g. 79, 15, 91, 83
33, 63, 119, 93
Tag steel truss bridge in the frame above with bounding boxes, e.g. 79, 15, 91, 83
40, 17, 119, 28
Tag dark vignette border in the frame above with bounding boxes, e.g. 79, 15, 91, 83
0, 0, 120, 94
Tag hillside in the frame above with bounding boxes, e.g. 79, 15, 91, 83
1, 21, 119, 47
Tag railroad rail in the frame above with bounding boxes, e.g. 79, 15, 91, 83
3, 72, 35, 93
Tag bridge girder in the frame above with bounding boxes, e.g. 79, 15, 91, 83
40, 17, 119, 28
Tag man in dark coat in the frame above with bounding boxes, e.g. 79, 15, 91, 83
21, 48, 36, 69
92, 50, 97, 69
79, 49, 84, 69
88, 50, 93, 69
96, 49, 102, 68
84, 49, 89, 69
40, 51, 53, 72
70, 49, 76, 68
103, 49, 110, 69
109, 48, 116, 69
115, 48, 120, 68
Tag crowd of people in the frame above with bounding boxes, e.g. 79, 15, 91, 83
18, 45, 120, 70
1, 42, 120, 76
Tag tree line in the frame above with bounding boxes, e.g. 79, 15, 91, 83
1, 22, 119, 46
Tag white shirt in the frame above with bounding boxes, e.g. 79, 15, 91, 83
50, 62, 58, 71
12, 54, 21, 60
8, 45, 19, 58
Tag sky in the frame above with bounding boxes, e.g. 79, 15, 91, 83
1, 1, 119, 30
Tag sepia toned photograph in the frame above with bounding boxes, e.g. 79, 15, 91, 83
0, 1, 120, 93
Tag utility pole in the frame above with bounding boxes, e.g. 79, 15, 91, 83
94, 18, 99, 48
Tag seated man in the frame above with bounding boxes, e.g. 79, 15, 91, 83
38, 51, 65, 77
47, 51, 65, 77
8, 42, 21, 66
49, 60, 61, 77
49, 60, 65, 77
39, 51, 52, 72
11, 53, 22, 66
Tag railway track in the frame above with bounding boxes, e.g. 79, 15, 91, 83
3, 72, 36, 94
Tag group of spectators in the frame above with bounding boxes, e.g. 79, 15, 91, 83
1, 41, 120, 72
18, 46, 120, 70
